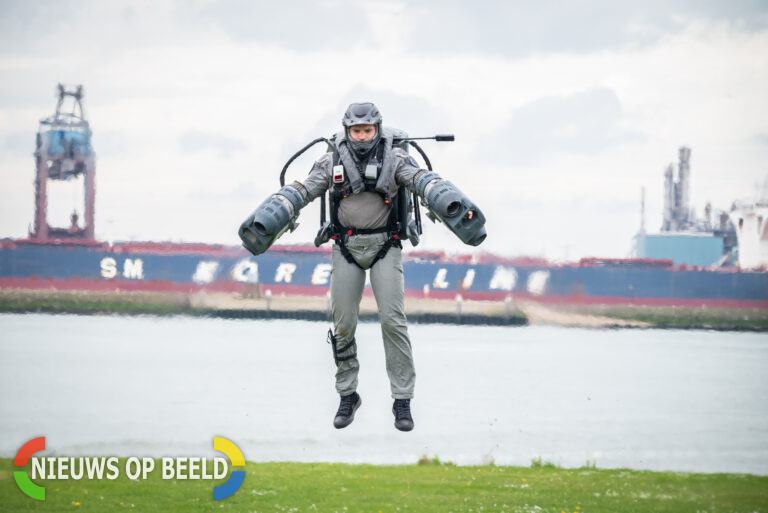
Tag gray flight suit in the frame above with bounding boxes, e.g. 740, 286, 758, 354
299, 143, 424, 400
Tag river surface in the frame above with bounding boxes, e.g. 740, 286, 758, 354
1, 313, 766, 474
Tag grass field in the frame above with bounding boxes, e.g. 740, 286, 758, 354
1, 458, 767, 513
562, 303, 768, 331
598, 304, 768, 330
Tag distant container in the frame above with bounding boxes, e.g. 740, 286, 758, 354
636, 233, 724, 267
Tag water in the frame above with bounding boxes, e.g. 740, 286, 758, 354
1, 313, 767, 474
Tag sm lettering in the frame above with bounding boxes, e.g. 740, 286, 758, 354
100, 258, 145, 280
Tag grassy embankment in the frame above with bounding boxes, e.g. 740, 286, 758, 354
1, 458, 766, 513
0, 289, 528, 325
1, 289, 766, 330
0, 289, 195, 316
591, 304, 768, 331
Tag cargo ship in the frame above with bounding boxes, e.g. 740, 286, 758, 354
1, 85, 766, 309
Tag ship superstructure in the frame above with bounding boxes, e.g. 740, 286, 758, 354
730, 189, 768, 270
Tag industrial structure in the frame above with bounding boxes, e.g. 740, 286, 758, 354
636, 147, 738, 267
30, 84, 96, 242
662, 147, 693, 232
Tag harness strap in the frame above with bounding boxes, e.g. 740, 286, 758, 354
332, 232, 402, 270
346, 226, 389, 236
335, 240, 364, 269
371, 236, 401, 267
328, 141, 401, 270
327, 329, 356, 365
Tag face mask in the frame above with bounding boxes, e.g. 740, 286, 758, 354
346, 126, 380, 159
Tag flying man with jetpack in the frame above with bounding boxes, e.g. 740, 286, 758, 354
239, 102, 486, 432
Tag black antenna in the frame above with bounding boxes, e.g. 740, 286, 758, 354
394, 134, 455, 142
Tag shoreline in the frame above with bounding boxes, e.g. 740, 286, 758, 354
1, 288, 766, 331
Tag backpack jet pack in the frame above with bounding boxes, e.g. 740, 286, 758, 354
414, 170, 487, 247
238, 133, 487, 256
238, 183, 305, 257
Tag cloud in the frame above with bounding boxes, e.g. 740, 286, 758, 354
178, 130, 248, 158
304, 86, 451, 139
0, 2, 173, 57
7, 0, 764, 61
403, 0, 768, 57
1, 1, 766, 260
179, 0, 375, 50
3, 132, 34, 155
91, 130, 130, 158
478, 88, 643, 164
275, 86, 454, 176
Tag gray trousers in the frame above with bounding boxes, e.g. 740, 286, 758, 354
330, 233, 415, 399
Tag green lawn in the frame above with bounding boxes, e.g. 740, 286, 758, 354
1, 458, 767, 512
597, 304, 768, 331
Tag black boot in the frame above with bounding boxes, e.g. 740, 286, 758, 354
333, 392, 361, 429
392, 399, 414, 432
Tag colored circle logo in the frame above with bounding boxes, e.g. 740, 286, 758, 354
213, 437, 246, 500
14, 437, 46, 500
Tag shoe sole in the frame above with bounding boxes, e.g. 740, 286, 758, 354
333, 396, 361, 429
392, 405, 414, 432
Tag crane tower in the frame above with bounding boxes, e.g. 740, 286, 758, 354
30, 84, 96, 241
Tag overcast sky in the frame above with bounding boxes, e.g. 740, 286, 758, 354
1, 0, 767, 261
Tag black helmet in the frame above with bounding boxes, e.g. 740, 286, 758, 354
342, 102, 382, 158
